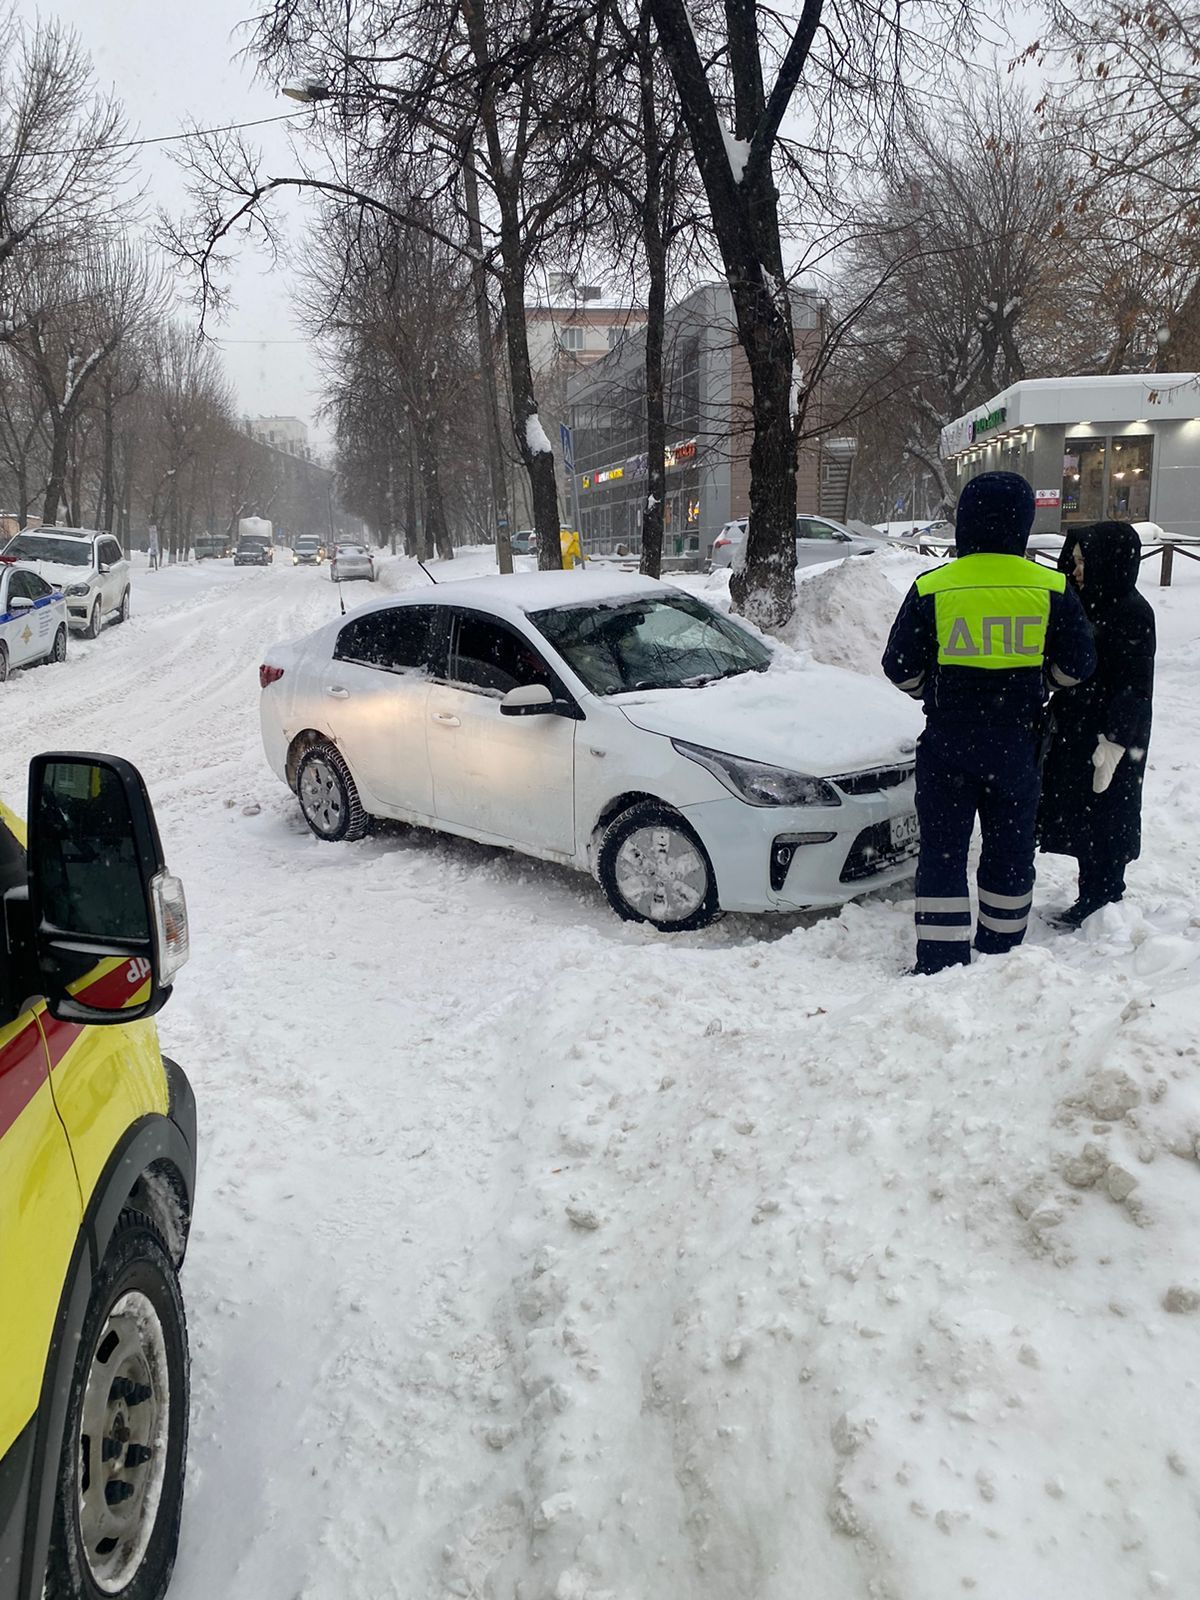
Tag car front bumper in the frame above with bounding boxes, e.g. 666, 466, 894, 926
680, 779, 918, 913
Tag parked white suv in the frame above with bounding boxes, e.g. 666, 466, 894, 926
258, 572, 920, 930
0, 527, 131, 638
709, 515, 884, 571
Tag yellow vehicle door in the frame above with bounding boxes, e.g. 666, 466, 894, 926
0, 1003, 83, 1459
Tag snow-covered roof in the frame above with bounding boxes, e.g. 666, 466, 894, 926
377, 570, 669, 620
27, 525, 98, 540
941, 373, 1200, 459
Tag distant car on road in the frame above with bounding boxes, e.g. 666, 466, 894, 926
234, 539, 272, 568
0, 561, 68, 680
294, 535, 324, 566
1, 527, 131, 638
330, 543, 376, 583
258, 573, 918, 931
510, 530, 537, 556
709, 515, 884, 571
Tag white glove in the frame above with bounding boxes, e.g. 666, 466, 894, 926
1092, 735, 1126, 794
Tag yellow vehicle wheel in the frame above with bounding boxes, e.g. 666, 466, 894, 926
45, 1212, 188, 1600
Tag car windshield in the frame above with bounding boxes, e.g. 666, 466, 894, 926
529, 592, 772, 696
298, 539, 320, 548
4, 533, 92, 567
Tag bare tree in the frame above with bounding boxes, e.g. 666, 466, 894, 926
645, 0, 972, 625
0, 10, 132, 327
8, 243, 162, 524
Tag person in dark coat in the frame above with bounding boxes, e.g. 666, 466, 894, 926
882, 473, 1095, 974
1038, 520, 1156, 924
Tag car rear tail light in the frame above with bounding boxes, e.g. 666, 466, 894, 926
713, 536, 730, 548
260, 664, 285, 688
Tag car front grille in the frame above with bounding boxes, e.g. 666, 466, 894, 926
839, 821, 919, 883
830, 763, 915, 797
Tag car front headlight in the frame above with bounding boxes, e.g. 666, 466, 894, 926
673, 739, 841, 807
65, 582, 92, 597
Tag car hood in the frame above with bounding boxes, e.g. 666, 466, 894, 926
15, 559, 96, 588
614, 658, 923, 775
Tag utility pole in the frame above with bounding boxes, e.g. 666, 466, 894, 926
461, 131, 513, 574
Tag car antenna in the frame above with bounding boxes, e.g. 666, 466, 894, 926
417, 559, 438, 585
339, 583, 346, 617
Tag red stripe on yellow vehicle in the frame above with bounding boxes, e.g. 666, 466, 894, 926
0, 1009, 82, 1458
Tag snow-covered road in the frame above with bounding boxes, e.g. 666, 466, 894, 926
4, 552, 1200, 1600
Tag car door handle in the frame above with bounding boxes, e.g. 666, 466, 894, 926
431, 711, 460, 727
324, 685, 350, 699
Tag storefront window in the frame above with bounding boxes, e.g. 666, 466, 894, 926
1108, 436, 1152, 521
1062, 439, 1105, 524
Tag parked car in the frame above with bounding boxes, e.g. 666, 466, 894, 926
510, 530, 537, 557
709, 515, 884, 571
294, 535, 324, 566
234, 538, 272, 568
1, 528, 131, 639
259, 573, 919, 931
330, 543, 376, 583
0, 752, 194, 1600
0, 562, 68, 681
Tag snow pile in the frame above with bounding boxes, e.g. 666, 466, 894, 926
772, 550, 930, 675
526, 412, 554, 455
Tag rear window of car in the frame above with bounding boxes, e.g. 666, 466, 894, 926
334, 606, 437, 674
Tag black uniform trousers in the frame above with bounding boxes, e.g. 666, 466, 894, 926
913, 722, 1041, 975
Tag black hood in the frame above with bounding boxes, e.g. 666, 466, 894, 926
1072, 521, 1142, 614
953, 472, 1036, 557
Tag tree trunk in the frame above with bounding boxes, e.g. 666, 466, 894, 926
418, 431, 454, 561
460, 0, 562, 570
42, 414, 68, 525
100, 376, 116, 532
639, 35, 668, 580
462, 139, 513, 575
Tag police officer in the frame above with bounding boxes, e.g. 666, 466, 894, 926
882, 473, 1095, 975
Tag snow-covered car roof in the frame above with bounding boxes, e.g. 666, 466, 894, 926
374, 570, 673, 622
21, 525, 98, 540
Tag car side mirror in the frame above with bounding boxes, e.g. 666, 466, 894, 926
500, 683, 574, 717
23, 753, 189, 1025
99, 562, 112, 575
9, 595, 32, 611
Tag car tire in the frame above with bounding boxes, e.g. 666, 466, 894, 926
118, 589, 131, 623
296, 742, 370, 842
50, 625, 68, 664
85, 600, 102, 640
44, 1211, 188, 1600
597, 801, 720, 931
0, 642, 8, 683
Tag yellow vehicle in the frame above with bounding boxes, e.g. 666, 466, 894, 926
0, 754, 193, 1600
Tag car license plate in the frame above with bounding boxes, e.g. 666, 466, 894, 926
891, 812, 919, 851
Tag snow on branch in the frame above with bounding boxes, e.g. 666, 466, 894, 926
525, 412, 553, 455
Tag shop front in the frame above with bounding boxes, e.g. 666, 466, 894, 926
940, 373, 1200, 540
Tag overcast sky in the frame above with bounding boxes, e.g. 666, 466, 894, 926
13, 0, 328, 444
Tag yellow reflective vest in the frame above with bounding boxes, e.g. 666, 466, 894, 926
915, 553, 1067, 671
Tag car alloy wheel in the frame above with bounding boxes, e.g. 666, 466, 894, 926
118, 589, 131, 623
86, 599, 102, 639
51, 625, 67, 663
0, 642, 8, 683
598, 801, 720, 931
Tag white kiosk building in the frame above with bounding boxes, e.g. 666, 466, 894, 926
940, 373, 1200, 541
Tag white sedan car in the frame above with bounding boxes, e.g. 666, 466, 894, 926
0, 561, 68, 681
0, 527, 131, 637
330, 543, 377, 583
710, 515, 885, 571
258, 573, 920, 930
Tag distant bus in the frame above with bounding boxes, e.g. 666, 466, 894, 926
194, 533, 230, 560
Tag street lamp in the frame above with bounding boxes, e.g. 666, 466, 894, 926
281, 82, 333, 103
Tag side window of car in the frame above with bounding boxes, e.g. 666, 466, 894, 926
104, 538, 124, 566
450, 613, 556, 697
800, 519, 835, 540
333, 606, 436, 674
8, 570, 32, 602
24, 572, 51, 599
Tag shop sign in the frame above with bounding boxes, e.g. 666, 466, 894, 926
1035, 488, 1061, 508
969, 405, 1007, 442
665, 438, 697, 470
581, 473, 592, 490
595, 464, 624, 485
